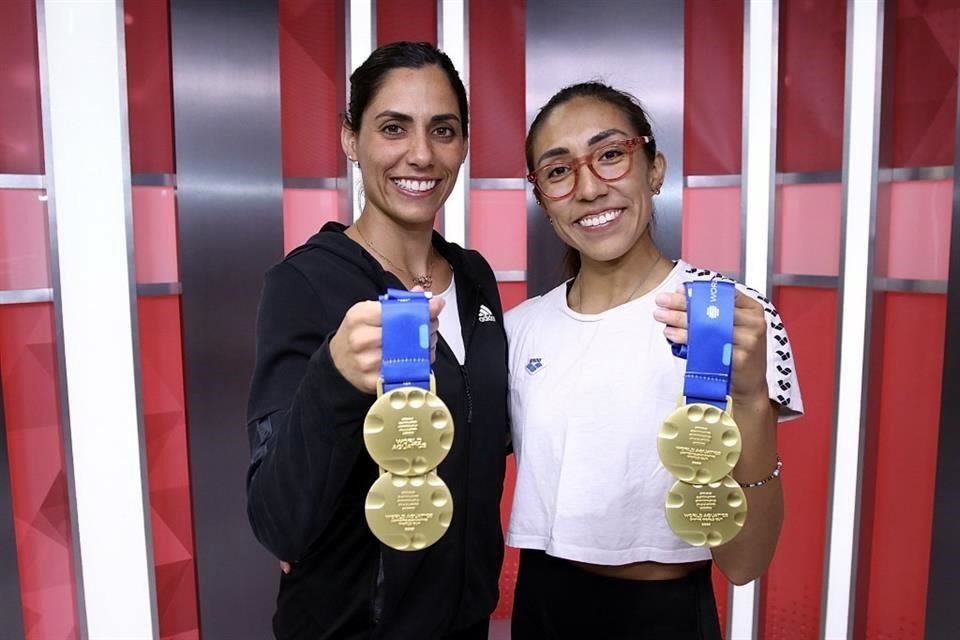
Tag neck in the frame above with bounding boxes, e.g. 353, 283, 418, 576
572, 236, 668, 313
353, 209, 435, 275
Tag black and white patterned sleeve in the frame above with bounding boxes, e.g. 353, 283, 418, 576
738, 285, 804, 419
681, 265, 804, 420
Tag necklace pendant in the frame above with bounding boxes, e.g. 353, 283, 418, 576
412, 275, 433, 289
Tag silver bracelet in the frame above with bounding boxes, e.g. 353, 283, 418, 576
741, 457, 783, 489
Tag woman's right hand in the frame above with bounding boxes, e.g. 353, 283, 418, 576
330, 294, 444, 394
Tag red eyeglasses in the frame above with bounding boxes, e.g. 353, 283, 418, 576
527, 136, 653, 201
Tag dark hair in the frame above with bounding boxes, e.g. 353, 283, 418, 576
344, 41, 469, 138
525, 82, 658, 277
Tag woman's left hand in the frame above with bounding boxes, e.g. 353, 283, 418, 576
653, 284, 768, 399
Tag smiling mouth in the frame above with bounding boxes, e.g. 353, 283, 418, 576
392, 178, 439, 195
575, 208, 624, 228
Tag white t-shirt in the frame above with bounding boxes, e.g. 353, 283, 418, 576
436, 273, 465, 365
504, 260, 803, 565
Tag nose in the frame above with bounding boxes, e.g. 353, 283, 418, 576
406, 131, 434, 168
574, 162, 607, 201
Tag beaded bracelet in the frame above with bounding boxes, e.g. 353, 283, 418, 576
741, 457, 783, 489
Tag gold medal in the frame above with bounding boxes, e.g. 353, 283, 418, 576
664, 476, 747, 547
657, 395, 741, 485
365, 471, 453, 551
364, 376, 454, 476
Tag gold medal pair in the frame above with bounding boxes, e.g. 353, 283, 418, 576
658, 396, 747, 546
364, 375, 455, 551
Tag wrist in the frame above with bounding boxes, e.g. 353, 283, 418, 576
736, 456, 782, 488
732, 387, 770, 413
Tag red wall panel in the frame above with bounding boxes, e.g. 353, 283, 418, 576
681, 186, 741, 275
494, 456, 518, 620
279, 0, 346, 178
883, 180, 952, 280
759, 287, 837, 639
138, 296, 200, 640
0, 303, 78, 640
468, 0, 527, 619
891, 0, 960, 168
469, 190, 526, 271
777, 0, 847, 173
775, 183, 842, 277
469, 0, 526, 178
283, 188, 340, 253
498, 282, 527, 314
0, 190, 50, 291
683, 0, 743, 176
132, 186, 179, 284
713, 569, 729, 636
123, 0, 176, 174
0, 1, 44, 175
856, 292, 945, 638
377, 0, 437, 46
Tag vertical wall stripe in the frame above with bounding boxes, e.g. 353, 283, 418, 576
439, 0, 467, 247
925, 46, 960, 640
38, 0, 156, 637
740, 0, 779, 292
823, 1, 885, 637
732, 1, 780, 637
349, 0, 374, 223
169, 1, 284, 636
0, 361, 25, 640
34, 0, 86, 634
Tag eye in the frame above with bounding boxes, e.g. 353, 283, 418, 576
544, 164, 571, 181
433, 126, 456, 138
597, 146, 626, 162
381, 123, 404, 136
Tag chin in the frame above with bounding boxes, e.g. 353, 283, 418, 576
391, 206, 440, 228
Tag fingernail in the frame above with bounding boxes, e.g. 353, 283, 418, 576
653, 308, 667, 321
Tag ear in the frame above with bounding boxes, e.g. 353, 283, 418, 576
648, 152, 667, 193
341, 124, 358, 163
460, 137, 469, 166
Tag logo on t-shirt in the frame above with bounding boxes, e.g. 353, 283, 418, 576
525, 358, 543, 375
478, 304, 496, 323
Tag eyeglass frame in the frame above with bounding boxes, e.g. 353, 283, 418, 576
526, 135, 654, 201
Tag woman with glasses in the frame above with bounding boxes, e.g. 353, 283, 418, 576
505, 82, 803, 638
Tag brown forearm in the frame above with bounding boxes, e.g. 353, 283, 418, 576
711, 393, 783, 585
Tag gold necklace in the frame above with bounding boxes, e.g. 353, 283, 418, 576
355, 224, 435, 289
575, 255, 663, 312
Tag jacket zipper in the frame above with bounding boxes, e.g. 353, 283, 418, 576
459, 365, 473, 424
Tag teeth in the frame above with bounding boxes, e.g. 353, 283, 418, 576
577, 209, 623, 227
394, 178, 438, 193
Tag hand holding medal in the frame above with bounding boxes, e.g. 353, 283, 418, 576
361, 289, 454, 551
653, 280, 761, 547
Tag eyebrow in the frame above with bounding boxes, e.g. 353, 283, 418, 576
374, 111, 461, 125
535, 128, 631, 166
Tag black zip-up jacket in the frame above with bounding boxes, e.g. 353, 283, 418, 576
246, 222, 509, 639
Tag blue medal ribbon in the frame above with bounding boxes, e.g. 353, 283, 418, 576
672, 280, 735, 409
380, 288, 432, 392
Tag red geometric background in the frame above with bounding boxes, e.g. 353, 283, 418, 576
0, 1, 956, 639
